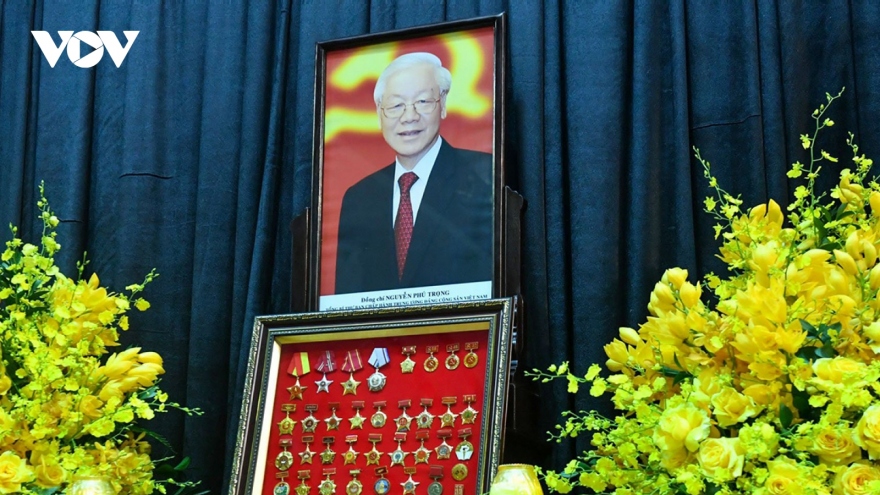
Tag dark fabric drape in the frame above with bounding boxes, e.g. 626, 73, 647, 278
2, 0, 878, 492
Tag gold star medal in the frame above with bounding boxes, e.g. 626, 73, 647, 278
460, 395, 479, 425
320, 436, 336, 465
427, 466, 444, 495
401, 467, 419, 495
319, 469, 336, 495
325, 402, 341, 431
416, 399, 434, 430
278, 403, 297, 435
371, 401, 387, 428
439, 397, 458, 427
423, 345, 439, 372
302, 404, 319, 433
300, 436, 315, 465
434, 429, 453, 460
276, 471, 291, 495
314, 350, 337, 394
463, 342, 479, 369
349, 401, 366, 430
388, 432, 409, 467
373, 467, 391, 495
341, 349, 363, 396
276, 439, 294, 470
413, 431, 431, 464
395, 400, 413, 432
343, 435, 359, 465
346, 470, 363, 495
287, 352, 310, 400
367, 348, 390, 392
445, 343, 460, 370
365, 434, 383, 466
400, 346, 416, 373
454, 428, 473, 461
295, 470, 311, 495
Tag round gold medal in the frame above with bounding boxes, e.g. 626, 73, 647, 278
451, 463, 468, 481
424, 355, 438, 372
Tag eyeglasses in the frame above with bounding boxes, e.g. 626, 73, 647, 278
381, 97, 442, 119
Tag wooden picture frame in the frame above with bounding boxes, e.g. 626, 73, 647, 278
228, 298, 516, 495
307, 14, 508, 311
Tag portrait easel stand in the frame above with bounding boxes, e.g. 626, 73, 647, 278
288, 187, 547, 463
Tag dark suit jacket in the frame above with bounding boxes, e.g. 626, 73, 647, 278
335, 139, 493, 294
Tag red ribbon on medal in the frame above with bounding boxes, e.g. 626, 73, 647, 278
287, 352, 310, 377
341, 349, 363, 372
315, 351, 337, 373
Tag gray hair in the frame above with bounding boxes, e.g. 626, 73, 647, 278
373, 52, 452, 107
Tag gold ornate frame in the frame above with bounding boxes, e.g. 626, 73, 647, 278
229, 298, 515, 495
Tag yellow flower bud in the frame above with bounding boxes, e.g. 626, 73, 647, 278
663, 268, 688, 289
679, 282, 701, 308
866, 322, 880, 342
871, 191, 880, 217
618, 327, 641, 346
138, 351, 163, 366
834, 249, 859, 275
871, 264, 880, 290
863, 240, 878, 268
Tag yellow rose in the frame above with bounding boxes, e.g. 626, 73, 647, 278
0, 451, 34, 494
834, 463, 880, 495
653, 403, 710, 453
762, 456, 801, 495
696, 437, 745, 481
711, 387, 760, 427
742, 383, 777, 407
809, 426, 862, 466
854, 405, 880, 459
813, 357, 866, 385
692, 369, 723, 410
33, 460, 65, 488
0, 374, 10, 396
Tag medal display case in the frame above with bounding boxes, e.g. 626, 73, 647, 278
229, 299, 515, 495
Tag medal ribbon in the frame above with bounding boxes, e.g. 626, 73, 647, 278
368, 348, 390, 369
315, 351, 337, 373
341, 349, 363, 372
287, 352, 311, 377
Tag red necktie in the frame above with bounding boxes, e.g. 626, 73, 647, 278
395, 171, 419, 279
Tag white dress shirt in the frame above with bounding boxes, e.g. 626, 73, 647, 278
392, 136, 442, 227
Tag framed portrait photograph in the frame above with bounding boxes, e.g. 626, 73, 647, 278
228, 298, 516, 495
308, 14, 507, 311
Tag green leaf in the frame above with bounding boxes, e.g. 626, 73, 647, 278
780, 404, 793, 429
174, 456, 191, 471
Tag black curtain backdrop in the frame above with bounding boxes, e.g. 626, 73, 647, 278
2, 0, 879, 492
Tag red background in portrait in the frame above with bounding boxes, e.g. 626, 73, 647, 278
319, 27, 495, 296
259, 328, 491, 495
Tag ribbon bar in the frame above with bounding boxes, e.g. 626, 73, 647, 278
350, 469, 361, 476
341, 349, 363, 372
351, 401, 365, 409
315, 350, 337, 373
446, 343, 460, 352
415, 431, 429, 441
281, 404, 296, 412
303, 435, 314, 443
373, 401, 386, 409
323, 468, 337, 477
323, 436, 335, 445
368, 348, 390, 369
277, 471, 290, 479
402, 345, 416, 355
368, 434, 382, 442
425, 345, 440, 354
297, 470, 311, 480
437, 429, 452, 439
374, 467, 389, 477
429, 465, 444, 479
328, 402, 340, 410
458, 428, 472, 438
394, 432, 407, 442
305, 404, 319, 412
464, 342, 479, 351
287, 352, 310, 377
398, 399, 411, 409
420, 398, 433, 407
463, 394, 477, 403
403, 467, 417, 475
280, 439, 293, 447
441, 397, 457, 405
346, 435, 358, 443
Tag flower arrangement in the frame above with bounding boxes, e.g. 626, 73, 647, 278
528, 89, 880, 495
0, 186, 200, 494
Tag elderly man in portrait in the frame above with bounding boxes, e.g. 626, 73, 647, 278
335, 52, 493, 294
